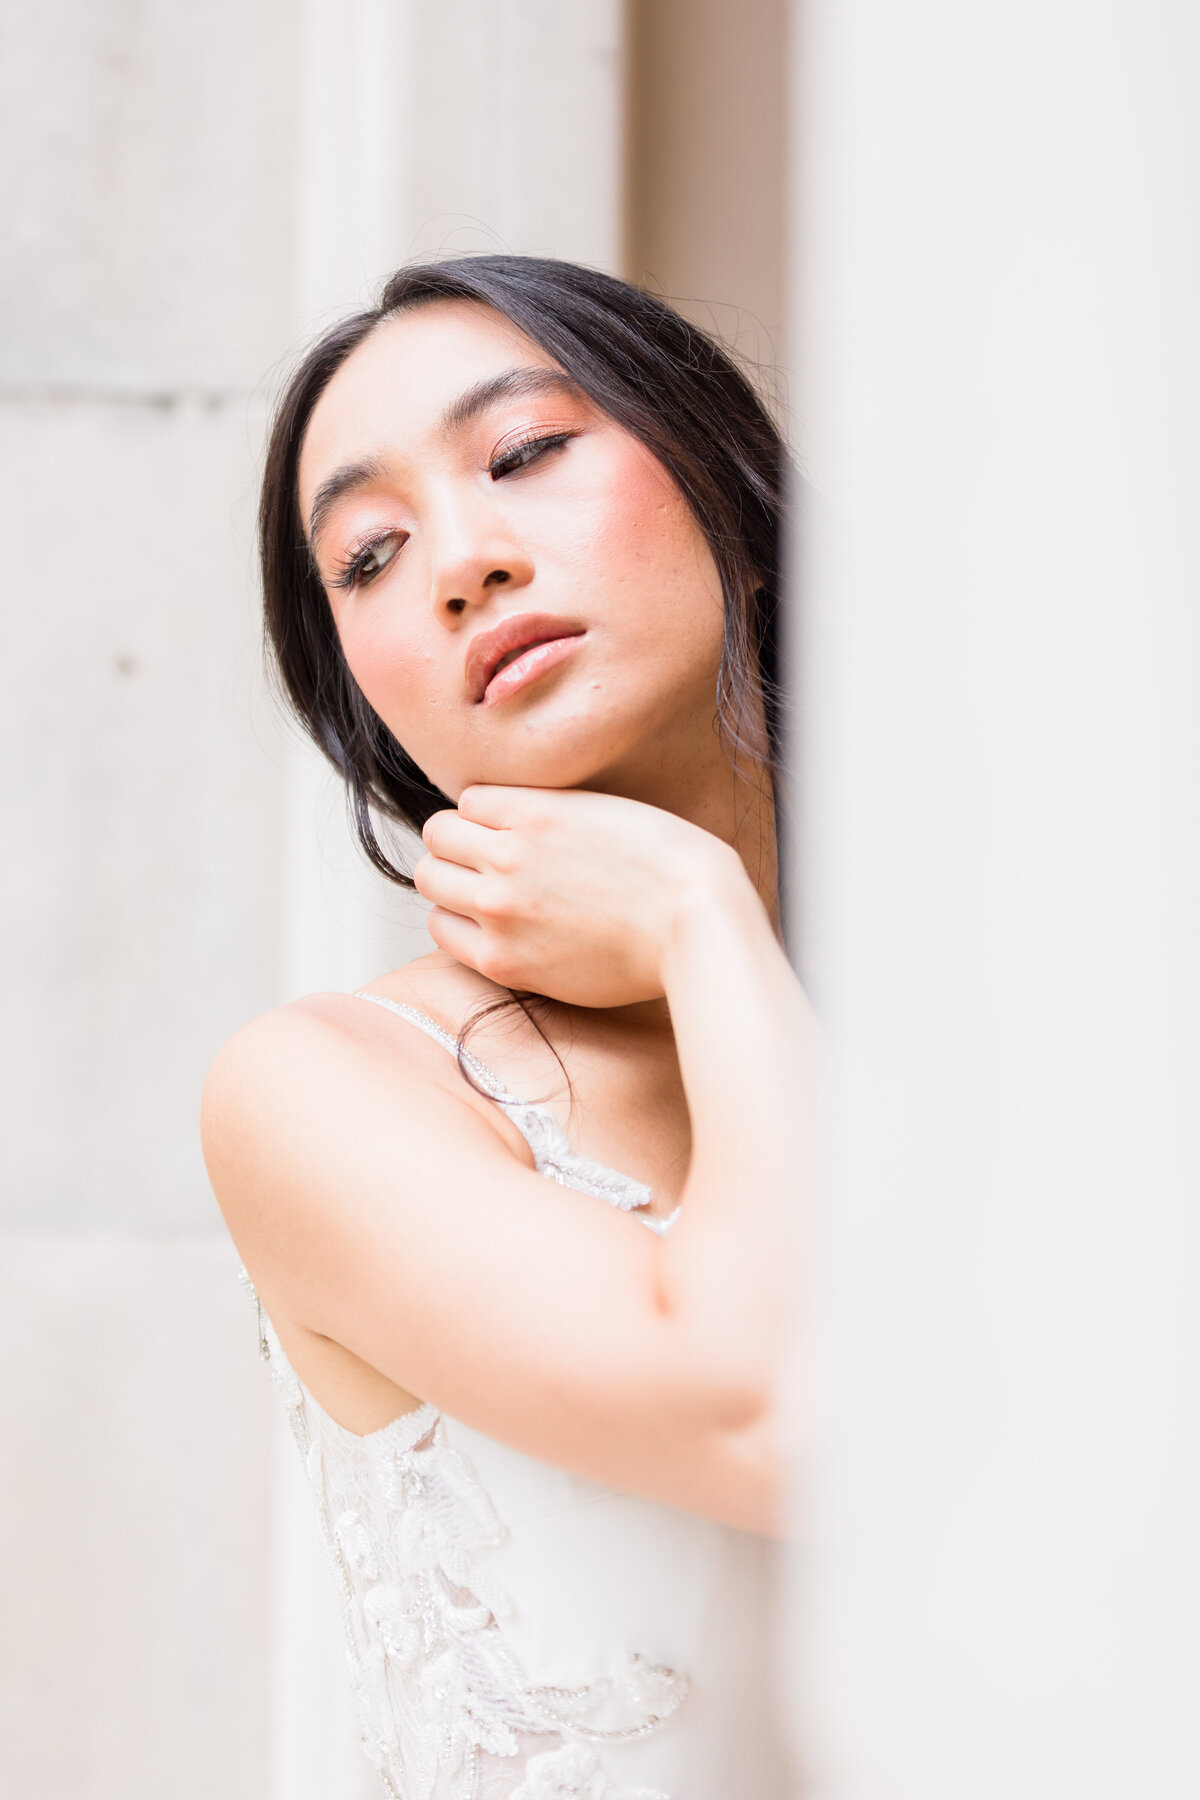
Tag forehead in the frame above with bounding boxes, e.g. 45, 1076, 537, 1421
298, 300, 563, 497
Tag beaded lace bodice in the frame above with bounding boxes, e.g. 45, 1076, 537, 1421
246, 994, 786, 1800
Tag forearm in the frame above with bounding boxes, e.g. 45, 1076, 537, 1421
656, 862, 817, 1410
408, 782, 813, 1507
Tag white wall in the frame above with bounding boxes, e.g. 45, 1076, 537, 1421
791, 2, 1200, 1792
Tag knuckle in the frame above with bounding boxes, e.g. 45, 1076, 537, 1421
477, 947, 518, 988
473, 877, 510, 922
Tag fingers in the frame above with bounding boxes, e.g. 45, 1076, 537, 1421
456, 785, 568, 830
427, 784, 575, 860
454, 786, 517, 829
412, 851, 485, 917
422, 808, 507, 871
425, 905, 488, 971
427, 906, 523, 988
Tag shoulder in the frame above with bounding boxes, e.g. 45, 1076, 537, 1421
199, 998, 373, 1221
202, 953, 487, 1115
200, 961, 528, 1230
201, 995, 343, 1129
202, 972, 448, 1150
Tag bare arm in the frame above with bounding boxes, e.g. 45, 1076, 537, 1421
203, 788, 812, 1533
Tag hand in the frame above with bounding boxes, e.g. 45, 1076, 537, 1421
412, 786, 748, 1006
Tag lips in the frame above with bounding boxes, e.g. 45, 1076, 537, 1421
466, 611, 587, 705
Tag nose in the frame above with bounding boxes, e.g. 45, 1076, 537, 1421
428, 488, 534, 625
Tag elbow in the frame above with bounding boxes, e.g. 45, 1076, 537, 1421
710, 1395, 785, 1536
707, 1368, 773, 1437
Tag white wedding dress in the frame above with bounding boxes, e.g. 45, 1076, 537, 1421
246, 992, 790, 1800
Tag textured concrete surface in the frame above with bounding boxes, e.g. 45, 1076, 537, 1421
0, 0, 297, 393
0, 396, 282, 1230
409, 0, 624, 270
0, 1233, 272, 1800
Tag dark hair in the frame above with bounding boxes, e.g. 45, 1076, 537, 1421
260, 255, 785, 886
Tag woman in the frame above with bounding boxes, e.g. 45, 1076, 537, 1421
203, 257, 810, 1800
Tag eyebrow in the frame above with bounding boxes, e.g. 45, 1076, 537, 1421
305, 369, 583, 548
306, 455, 389, 552
438, 366, 584, 435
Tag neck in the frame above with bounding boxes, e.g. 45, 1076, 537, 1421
567, 735, 777, 1036
583, 717, 780, 928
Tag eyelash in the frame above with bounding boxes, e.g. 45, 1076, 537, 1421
488, 430, 575, 479
328, 433, 575, 590
330, 529, 407, 592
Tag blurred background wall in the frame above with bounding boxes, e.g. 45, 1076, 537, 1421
0, 4, 787, 1796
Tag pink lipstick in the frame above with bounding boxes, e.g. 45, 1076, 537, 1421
466, 612, 587, 708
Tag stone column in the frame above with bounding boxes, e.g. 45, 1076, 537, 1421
0, 3, 295, 1795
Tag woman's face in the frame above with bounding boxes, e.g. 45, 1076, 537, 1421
297, 300, 726, 801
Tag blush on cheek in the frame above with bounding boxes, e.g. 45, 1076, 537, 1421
342, 627, 437, 746
608, 442, 678, 526
614, 443, 711, 563
599, 443, 725, 631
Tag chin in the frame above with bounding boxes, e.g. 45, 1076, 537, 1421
445, 711, 650, 798
447, 747, 614, 797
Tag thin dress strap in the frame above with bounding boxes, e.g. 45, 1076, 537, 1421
351, 990, 518, 1104
349, 989, 678, 1236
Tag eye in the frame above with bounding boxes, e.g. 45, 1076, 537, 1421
488, 431, 575, 481
331, 530, 407, 591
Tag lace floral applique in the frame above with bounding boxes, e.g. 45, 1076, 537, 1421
247, 1284, 689, 1799
511, 1743, 668, 1800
